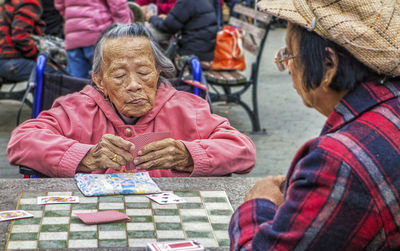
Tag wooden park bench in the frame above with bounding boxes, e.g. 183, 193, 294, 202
203, 4, 272, 134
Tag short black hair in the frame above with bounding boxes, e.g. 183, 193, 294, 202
290, 24, 383, 92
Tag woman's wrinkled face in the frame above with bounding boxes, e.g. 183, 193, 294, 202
94, 37, 160, 117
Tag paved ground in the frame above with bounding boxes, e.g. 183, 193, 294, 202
0, 28, 325, 179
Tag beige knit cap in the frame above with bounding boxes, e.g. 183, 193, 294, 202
258, 0, 400, 77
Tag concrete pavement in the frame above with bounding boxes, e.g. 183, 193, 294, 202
0, 28, 325, 178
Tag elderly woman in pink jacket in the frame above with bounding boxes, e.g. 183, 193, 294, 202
54, 0, 133, 79
7, 23, 256, 178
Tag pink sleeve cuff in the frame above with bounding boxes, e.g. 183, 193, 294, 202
180, 140, 211, 177
59, 143, 93, 177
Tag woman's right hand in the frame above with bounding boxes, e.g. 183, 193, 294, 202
77, 134, 134, 173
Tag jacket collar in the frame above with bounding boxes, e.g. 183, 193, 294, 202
81, 83, 177, 126
321, 81, 400, 135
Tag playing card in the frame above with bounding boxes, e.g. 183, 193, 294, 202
146, 192, 186, 205
75, 210, 131, 225
0, 210, 33, 222
126, 132, 170, 170
147, 240, 204, 251
37, 196, 79, 204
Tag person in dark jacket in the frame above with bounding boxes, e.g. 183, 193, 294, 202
41, 0, 64, 38
148, 0, 218, 62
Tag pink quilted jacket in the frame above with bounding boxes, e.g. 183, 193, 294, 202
55, 0, 133, 50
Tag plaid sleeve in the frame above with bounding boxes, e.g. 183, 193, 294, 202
10, 2, 42, 59
229, 140, 382, 250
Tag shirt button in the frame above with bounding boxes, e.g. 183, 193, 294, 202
124, 128, 132, 137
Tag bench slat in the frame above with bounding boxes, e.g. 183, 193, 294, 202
243, 38, 258, 55
204, 70, 246, 85
229, 17, 265, 39
232, 4, 272, 24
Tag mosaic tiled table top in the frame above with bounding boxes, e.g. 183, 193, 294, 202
6, 191, 233, 249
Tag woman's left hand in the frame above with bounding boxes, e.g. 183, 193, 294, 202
134, 138, 194, 172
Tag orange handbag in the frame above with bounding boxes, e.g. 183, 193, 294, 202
211, 25, 246, 71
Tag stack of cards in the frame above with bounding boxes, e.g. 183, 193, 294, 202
146, 240, 204, 251
126, 132, 170, 170
146, 192, 186, 205
0, 210, 33, 222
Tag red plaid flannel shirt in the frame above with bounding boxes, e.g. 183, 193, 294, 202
0, 0, 43, 59
229, 80, 400, 250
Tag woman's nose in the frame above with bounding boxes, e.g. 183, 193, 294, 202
126, 76, 142, 91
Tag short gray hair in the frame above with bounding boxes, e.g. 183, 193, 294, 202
91, 23, 176, 84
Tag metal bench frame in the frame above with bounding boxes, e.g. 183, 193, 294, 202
204, 4, 272, 134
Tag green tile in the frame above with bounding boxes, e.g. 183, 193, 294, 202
13, 218, 41, 225
21, 192, 47, 198
17, 204, 43, 210
9, 233, 38, 240
73, 191, 85, 197
99, 209, 125, 213
41, 224, 69, 232
70, 217, 82, 224
39, 240, 67, 248
99, 239, 127, 248
99, 222, 126, 231
186, 231, 214, 238
208, 209, 233, 216
99, 196, 124, 202
127, 231, 156, 238
72, 203, 98, 209
158, 238, 185, 242
181, 216, 209, 222
153, 209, 179, 216
179, 203, 204, 209
69, 231, 97, 239
155, 223, 182, 230
173, 191, 199, 197
212, 223, 229, 230
218, 239, 230, 247
126, 202, 150, 209
44, 210, 70, 217
203, 197, 227, 203
130, 216, 153, 222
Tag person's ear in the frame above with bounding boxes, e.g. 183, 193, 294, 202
321, 47, 339, 90
92, 73, 106, 95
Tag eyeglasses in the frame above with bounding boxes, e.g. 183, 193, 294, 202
274, 47, 298, 72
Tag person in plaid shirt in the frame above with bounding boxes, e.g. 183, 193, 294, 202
229, 0, 400, 250
0, 0, 44, 82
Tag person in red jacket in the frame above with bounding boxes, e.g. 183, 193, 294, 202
0, 0, 56, 82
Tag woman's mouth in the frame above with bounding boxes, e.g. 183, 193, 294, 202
129, 99, 145, 104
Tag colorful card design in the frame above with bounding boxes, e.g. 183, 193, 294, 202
126, 132, 170, 170
0, 210, 33, 222
146, 192, 186, 205
147, 240, 204, 251
37, 196, 79, 204
75, 172, 162, 196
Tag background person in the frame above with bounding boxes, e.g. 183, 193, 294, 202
229, 0, 400, 249
7, 23, 256, 178
54, 0, 133, 79
0, 0, 56, 82
147, 0, 218, 63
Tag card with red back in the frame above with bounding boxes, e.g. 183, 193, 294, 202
0, 210, 33, 222
147, 240, 204, 251
126, 132, 170, 170
74, 210, 130, 225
